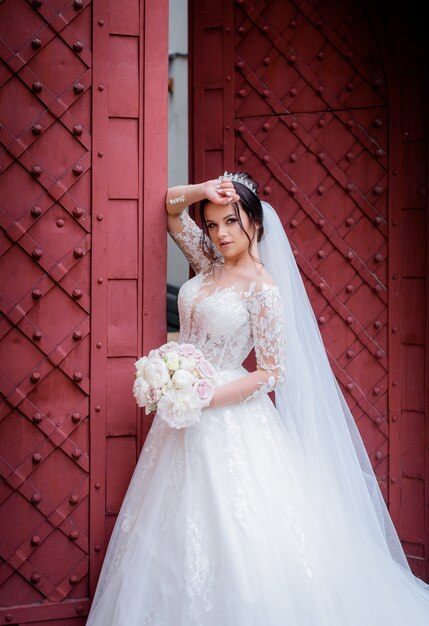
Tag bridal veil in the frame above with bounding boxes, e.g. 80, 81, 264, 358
259, 200, 428, 588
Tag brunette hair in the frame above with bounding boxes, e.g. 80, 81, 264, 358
198, 171, 264, 268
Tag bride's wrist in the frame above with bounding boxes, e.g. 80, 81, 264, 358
194, 182, 208, 202
202, 180, 217, 199
202, 391, 216, 410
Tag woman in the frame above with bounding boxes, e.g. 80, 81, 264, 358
86, 172, 429, 625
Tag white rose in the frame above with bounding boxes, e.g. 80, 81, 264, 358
179, 356, 197, 372
134, 356, 148, 377
144, 357, 170, 388
164, 352, 180, 372
161, 382, 172, 394
172, 368, 195, 389
132, 376, 150, 407
156, 387, 201, 429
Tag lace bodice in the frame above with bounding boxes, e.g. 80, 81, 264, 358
168, 211, 287, 402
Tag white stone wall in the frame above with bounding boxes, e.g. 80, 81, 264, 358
167, 0, 189, 288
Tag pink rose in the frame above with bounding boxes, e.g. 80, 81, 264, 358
177, 343, 200, 358
196, 357, 216, 379
158, 341, 179, 356
193, 378, 215, 407
147, 386, 161, 405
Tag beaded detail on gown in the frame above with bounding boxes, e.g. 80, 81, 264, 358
86, 210, 429, 626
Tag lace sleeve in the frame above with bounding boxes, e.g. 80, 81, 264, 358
168, 210, 222, 274
240, 283, 287, 403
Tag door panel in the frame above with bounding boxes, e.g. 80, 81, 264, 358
0, 0, 168, 622
190, 0, 428, 580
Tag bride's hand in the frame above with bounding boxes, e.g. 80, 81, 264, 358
204, 178, 240, 204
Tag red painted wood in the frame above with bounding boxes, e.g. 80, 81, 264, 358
90, 0, 109, 608
0, 0, 93, 621
381, 5, 429, 581
89, 0, 169, 606
141, 0, 169, 442
0, 0, 168, 622
190, 0, 429, 581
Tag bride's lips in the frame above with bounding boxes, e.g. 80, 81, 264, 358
219, 241, 232, 248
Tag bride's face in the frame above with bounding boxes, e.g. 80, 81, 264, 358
204, 202, 257, 259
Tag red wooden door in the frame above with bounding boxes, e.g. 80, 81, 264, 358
190, 0, 429, 581
0, 0, 168, 623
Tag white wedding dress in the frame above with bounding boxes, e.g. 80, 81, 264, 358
86, 211, 429, 625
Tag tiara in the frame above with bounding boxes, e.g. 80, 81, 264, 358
218, 171, 258, 196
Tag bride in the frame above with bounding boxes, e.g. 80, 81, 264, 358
86, 172, 429, 625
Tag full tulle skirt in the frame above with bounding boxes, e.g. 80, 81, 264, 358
86, 368, 429, 625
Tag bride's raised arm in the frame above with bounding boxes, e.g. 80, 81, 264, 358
166, 179, 239, 274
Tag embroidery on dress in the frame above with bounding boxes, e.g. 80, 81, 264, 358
184, 508, 220, 623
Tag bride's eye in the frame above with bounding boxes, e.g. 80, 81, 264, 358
207, 223, 216, 229
227, 218, 237, 224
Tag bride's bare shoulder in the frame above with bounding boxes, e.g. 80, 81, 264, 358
253, 267, 278, 290
228, 265, 278, 293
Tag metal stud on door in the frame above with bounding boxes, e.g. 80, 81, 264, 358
0, 0, 92, 620
0, 0, 169, 621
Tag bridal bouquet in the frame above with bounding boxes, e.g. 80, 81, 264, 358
132, 341, 216, 429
